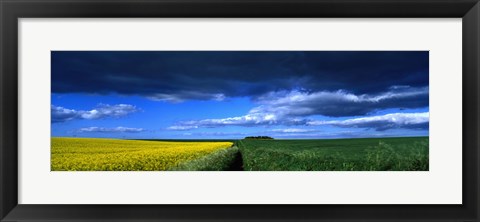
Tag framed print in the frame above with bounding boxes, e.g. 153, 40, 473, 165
1, 0, 479, 221
49, 50, 430, 172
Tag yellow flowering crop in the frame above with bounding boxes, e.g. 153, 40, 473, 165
51, 137, 233, 171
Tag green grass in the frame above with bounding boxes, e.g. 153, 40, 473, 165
237, 137, 429, 171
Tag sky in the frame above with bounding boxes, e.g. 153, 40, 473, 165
51, 51, 429, 139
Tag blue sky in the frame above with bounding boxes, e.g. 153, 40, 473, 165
51, 51, 429, 139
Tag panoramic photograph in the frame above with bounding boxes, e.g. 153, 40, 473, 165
51, 51, 429, 171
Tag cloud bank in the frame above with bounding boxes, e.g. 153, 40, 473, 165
308, 112, 429, 131
269, 128, 319, 133
252, 85, 428, 117
167, 87, 429, 130
52, 104, 139, 123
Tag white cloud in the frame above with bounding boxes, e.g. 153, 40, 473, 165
167, 86, 428, 130
167, 125, 199, 131
169, 112, 287, 129
308, 112, 429, 131
269, 128, 318, 133
181, 131, 247, 137
78, 126, 145, 133
51, 106, 78, 122
52, 104, 139, 123
147, 92, 226, 103
253, 86, 428, 117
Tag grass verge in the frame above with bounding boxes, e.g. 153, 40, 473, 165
169, 146, 241, 171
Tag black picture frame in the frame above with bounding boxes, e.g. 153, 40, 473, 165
1, 0, 479, 221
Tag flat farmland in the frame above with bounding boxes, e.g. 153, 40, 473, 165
52, 136, 428, 171
237, 137, 429, 171
51, 137, 233, 171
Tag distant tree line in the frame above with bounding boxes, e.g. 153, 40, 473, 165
244, 136, 274, 140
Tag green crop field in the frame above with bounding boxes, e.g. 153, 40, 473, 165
52, 136, 428, 171
237, 137, 429, 171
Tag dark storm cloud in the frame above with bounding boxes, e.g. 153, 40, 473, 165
52, 51, 429, 101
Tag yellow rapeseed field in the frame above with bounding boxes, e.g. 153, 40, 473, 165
51, 137, 233, 171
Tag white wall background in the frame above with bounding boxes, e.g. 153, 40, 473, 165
19, 18, 462, 204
